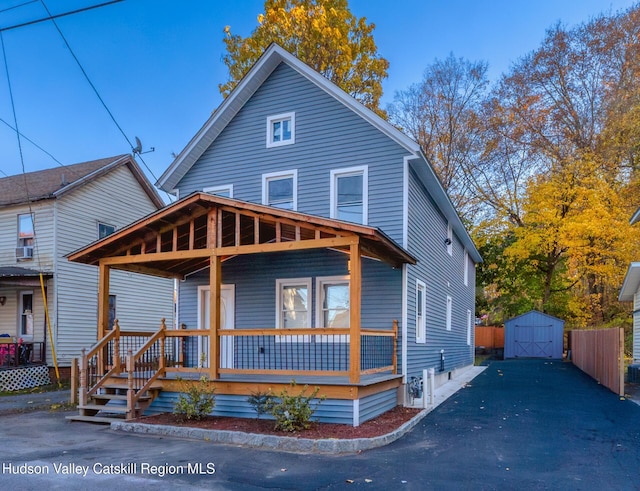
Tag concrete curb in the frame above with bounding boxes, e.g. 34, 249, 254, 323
110, 366, 488, 454
111, 407, 430, 454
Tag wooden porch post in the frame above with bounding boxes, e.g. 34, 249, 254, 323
97, 261, 110, 375
209, 254, 221, 380
97, 261, 111, 339
349, 240, 362, 384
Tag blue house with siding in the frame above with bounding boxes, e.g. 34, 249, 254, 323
68, 44, 481, 426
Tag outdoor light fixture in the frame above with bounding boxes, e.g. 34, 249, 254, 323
0, 296, 5, 306
444, 238, 452, 246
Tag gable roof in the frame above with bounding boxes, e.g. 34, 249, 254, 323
0, 155, 164, 209
504, 310, 565, 326
68, 192, 417, 278
156, 44, 481, 263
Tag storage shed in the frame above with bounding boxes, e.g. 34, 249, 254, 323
504, 310, 564, 359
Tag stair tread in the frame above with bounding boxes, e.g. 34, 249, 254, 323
92, 394, 151, 401
66, 415, 123, 424
80, 404, 128, 413
103, 383, 162, 390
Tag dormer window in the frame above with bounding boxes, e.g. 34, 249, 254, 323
266, 112, 295, 148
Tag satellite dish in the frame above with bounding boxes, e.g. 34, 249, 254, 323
133, 136, 143, 154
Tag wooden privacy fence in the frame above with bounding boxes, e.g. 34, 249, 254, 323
475, 326, 504, 349
570, 328, 624, 396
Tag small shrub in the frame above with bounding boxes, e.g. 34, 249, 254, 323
265, 381, 324, 432
173, 376, 216, 421
247, 390, 272, 419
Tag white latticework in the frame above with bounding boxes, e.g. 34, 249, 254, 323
0, 365, 50, 391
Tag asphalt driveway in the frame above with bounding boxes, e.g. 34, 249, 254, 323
1, 359, 639, 490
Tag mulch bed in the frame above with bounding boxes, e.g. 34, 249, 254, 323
133, 406, 422, 439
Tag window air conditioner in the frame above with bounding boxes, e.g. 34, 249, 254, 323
15, 246, 33, 259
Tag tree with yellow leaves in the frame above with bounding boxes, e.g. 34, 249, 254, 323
220, 0, 389, 116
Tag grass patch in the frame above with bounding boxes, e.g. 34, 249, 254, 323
0, 380, 70, 397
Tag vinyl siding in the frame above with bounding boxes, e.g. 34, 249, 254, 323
0, 201, 55, 269
405, 166, 475, 378
175, 63, 407, 245
53, 165, 173, 366
178, 249, 401, 333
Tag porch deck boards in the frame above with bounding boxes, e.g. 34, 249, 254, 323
160, 371, 401, 387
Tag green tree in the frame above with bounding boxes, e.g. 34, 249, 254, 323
220, 0, 389, 115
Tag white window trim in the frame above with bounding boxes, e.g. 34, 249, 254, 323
19, 290, 34, 340
262, 169, 298, 210
416, 279, 426, 344
446, 295, 453, 331
275, 278, 312, 343
266, 112, 295, 148
467, 309, 472, 346
316, 275, 350, 343
464, 250, 469, 286
330, 165, 368, 225
447, 224, 453, 256
203, 184, 234, 198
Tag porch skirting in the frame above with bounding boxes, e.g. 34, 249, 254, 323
0, 365, 50, 392
146, 387, 398, 427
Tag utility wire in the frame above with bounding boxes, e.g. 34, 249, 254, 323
0, 0, 124, 32
38, 0, 173, 202
0, 1, 39, 15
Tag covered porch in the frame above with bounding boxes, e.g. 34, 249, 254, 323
67, 193, 415, 423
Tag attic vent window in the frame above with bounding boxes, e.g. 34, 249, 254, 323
266, 112, 295, 148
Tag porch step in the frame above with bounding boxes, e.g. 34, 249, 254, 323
66, 414, 124, 425
92, 393, 153, 402
79, 404, 128, 413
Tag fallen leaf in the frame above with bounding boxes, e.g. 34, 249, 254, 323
346, 479, 354, 484
280, 469, 287, 472
365, 479, 372, 483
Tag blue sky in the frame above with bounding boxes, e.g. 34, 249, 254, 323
0, 0, 636, 189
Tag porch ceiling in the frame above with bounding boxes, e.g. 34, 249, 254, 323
67, 192, 416, 279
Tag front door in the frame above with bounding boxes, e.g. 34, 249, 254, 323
197, 285, 235, 369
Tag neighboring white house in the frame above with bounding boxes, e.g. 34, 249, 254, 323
0, 155, 174, 368
619, 264, 640, 364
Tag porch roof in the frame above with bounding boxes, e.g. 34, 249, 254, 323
67, 192, 416, 279
0, 267, 53, 287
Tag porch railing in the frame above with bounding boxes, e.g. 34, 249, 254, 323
0, 341, 46, 368
78, 319, 397, 419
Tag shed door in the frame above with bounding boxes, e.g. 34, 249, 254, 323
513, 325, 554, 358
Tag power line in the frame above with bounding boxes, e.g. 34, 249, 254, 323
0, 1, 39, 15
37, 0, 172, 202
0, 0, 124, 32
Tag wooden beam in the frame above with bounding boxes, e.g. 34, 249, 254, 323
110, 263, 183, 280
97, 262, 111, 339
102, 249, 213, 265
215, 236, 357, 256
349, 240, 362, 384
207, 209, 217, 249
209, 255, 221, 380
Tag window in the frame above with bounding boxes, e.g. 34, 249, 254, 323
446, 295, 452, 331
467, 310, 472, 346
330, 166, 368, 224
276, 279, 311, 329
20, 291, 33, 337
447, 224, 453, 256
263, 170, 297, 210
266, 112, 295, 148
464, 250, 469, 286
203, 185, 233, 198
416, 280, 426, 343
317, 276, 350, 328
18, 213, 34, 246
98, 223, 115, 239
